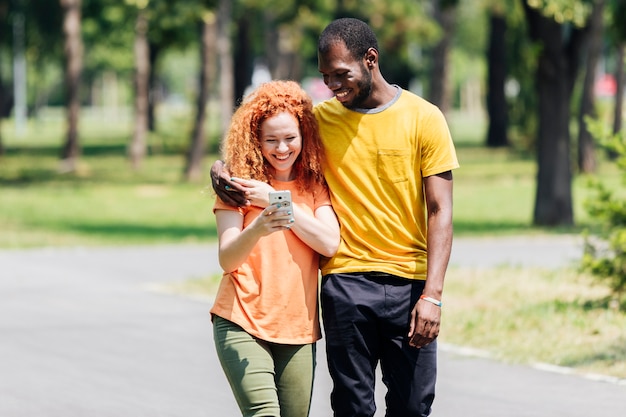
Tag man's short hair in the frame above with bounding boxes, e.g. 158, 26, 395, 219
318, 18, 379, 60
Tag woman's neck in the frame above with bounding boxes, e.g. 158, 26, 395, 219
272, 170, 294, 182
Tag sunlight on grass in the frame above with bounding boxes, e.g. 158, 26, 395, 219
451, 142, 623, 235
0, 182, 216, 247
440, 266, 626, 379
3, 109, 626, 380
0, 111, 221, 248
2, 107, 623, 245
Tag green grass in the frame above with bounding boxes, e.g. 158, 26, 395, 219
0, 179, 215, 247
2, 108, 625, 379
451, 145, 622, 236
441, 266, 626, 379
1, 108, 620, 248
0, 109, 219, 248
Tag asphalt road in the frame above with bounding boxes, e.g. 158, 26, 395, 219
1, 236, 625, 416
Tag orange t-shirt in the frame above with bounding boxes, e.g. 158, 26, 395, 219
210, 180, 331, 344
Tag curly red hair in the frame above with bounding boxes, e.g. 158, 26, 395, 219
222, 80, 326, 193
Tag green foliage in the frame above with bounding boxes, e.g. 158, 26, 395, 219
582, 118, 626, 302
504, 1, 540, 149
526, 0, 593, 26
608, 0, 626, 41
83, 0, 135, 74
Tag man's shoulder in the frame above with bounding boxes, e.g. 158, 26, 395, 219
314, 98, 342, 115
398, 89, 437, 109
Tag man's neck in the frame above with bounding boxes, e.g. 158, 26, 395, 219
367, 78, 398, 109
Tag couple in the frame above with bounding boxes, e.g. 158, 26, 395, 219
209, 18, 459, 417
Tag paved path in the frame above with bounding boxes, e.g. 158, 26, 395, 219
1, 237, 625, 416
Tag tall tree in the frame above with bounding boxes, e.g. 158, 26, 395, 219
0, 0, 9, 156
147, 41, 159, 132
184, 10, 216, 181
522, 0, 590, 226
613, 44, 625, 136
485, 7, 509, 147
234, 12, 252, 103
145, 0, 202, 132
217, 0, 234, 137
428, 0, 458, 115
577, 0, 605, 174
260, 8, 304, 81
129, 1, 149, 170
610, 0, 626, 137
59, 0, 83, 173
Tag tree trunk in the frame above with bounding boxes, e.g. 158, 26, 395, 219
614, 44, 625, 136
486, 11, 509, 147
129, 8, 150, 170
523, 2, 587, 226
275, 25, 302, 81
263, 11, 279, 78
577, 0, 605, 174
184, 14, 216, 182
0, 73, 3, 152
234, 15, 252, 104
428, 0, 456, 115
217, 0, 234, 137
59, 0, 83, 173
148, 44, 160, 132
0, 1, 5, 157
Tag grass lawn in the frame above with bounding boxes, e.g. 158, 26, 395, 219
0, 110, 219, 248
442, 266, 626, 380
1, 109, 618, 247
1, 108, 625, 380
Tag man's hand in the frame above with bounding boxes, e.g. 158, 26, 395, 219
210, 160, 249, 207
408, 298, 441, 348
227, 178, 275, 208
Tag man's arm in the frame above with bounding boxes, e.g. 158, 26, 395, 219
408, 170, 454, 348
210, 160, 249, 207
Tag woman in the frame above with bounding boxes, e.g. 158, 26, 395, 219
211, 80, 340, 417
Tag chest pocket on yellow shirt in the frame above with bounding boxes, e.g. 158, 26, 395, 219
377, 149, 410, 183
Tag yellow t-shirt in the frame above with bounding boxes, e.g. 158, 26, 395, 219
315, 88, 459, 280
210, 181, 331, 344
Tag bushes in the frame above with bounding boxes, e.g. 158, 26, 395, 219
582, 118, 626, 305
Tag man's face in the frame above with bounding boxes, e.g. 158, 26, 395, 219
318, 41, 373, 109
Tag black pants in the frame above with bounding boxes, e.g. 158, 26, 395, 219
321, 272, 437, 417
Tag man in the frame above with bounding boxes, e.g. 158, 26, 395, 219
212, 17, 459, 417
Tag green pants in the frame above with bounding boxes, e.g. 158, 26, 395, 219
212, 316, 316, 417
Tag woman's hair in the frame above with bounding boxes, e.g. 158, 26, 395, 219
222, 80, 326, 193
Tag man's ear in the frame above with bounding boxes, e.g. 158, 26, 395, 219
365, 48, 378, 68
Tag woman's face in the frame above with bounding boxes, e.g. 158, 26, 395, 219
260, 112, 302, 181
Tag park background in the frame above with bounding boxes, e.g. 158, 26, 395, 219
1, 0, 626, 381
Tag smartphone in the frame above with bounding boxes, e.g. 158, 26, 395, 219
268, 190, 294, 223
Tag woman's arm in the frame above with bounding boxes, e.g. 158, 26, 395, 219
216, 206, 290, 272
228, 178, 340, 256
218, 177, 340, 266
289, 204, 340, 258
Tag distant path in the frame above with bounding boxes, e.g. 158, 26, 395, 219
449, 234, 584, 269
1, 236, 624, 417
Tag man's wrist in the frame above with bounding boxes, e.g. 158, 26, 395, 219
420, 294, 442, 307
